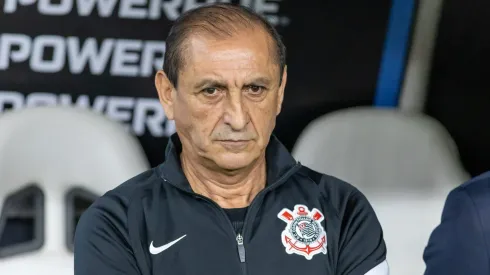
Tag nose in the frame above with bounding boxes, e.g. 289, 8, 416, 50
223, 92, 249, 131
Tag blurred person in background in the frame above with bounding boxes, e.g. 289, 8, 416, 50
74, 3, 388, 275
424, 171, 490, 275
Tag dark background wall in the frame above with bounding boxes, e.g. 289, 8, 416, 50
426, 0, 490, 176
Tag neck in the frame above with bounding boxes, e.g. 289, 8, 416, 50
181, 152, 267, 209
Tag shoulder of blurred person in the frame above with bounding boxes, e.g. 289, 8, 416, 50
424, 171, 490, 275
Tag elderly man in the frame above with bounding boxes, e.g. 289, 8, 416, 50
74, 4, 388, 275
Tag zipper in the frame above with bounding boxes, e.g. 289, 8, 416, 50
162, 178, 249, 267
236, 233, 246, 274
162, 163, 301, 274
236, 233, 245, 262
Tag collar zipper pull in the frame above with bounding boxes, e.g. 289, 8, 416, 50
236, 233, 246, 263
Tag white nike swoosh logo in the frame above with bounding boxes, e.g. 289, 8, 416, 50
149, 235, 186, 255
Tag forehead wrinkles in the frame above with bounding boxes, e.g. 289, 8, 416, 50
191, 54, 274, 91
184, 32, 276, 70
200, 52, 260, 72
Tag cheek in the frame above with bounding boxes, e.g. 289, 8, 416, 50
249, 100, 277, 135
185, 100, 222, 136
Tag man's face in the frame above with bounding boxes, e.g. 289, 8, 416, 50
156, 29, 286, 171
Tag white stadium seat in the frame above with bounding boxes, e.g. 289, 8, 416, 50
292, 107, 470, 275
0, 106, 150, 275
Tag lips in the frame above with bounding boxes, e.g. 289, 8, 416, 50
217, 140, 250, 150
218, 140, 250, 144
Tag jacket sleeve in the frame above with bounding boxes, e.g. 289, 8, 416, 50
423, 187, 489, 275
337, 190, 389, 275
74, 194, 142, 275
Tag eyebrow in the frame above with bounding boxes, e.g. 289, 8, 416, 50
193, 77, 273, 90
247, 77, 272, 86
194, 78, 227, 90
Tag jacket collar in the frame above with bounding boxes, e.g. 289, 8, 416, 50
158, 133, 298, 192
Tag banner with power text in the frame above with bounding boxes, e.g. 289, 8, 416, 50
0, 0, 395, 167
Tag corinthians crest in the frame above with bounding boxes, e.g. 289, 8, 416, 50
277, 204, 327, 260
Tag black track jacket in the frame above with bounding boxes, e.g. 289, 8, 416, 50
74, 134, 388, 275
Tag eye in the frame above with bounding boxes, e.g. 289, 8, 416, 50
246, 85, 265, 95
201, 87, 219, 96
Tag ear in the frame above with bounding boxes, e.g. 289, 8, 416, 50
155, 70, 175, 120
276, 65, 287, 116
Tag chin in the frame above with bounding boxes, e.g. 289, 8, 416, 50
213, 152, 257, 171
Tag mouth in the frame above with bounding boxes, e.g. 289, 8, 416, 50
217, 140, 251, 149
218, 140, 250, 144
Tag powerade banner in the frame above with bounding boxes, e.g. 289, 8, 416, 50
0, 0, 399, 167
